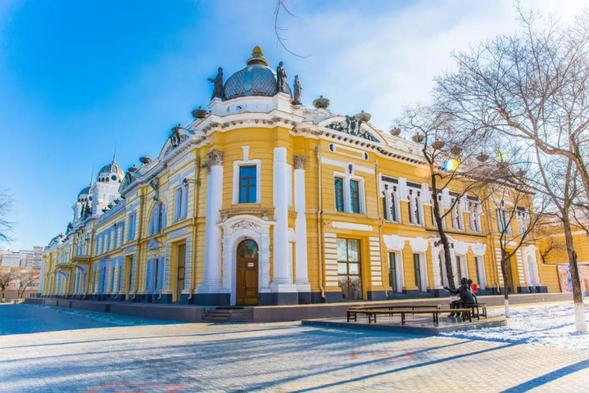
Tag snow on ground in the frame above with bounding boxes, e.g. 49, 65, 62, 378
441, 302, 589, 350
0, 304, 178, 335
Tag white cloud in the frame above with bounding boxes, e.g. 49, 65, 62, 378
275, 0, 588, 129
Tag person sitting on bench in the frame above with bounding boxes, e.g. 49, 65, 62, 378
444, 278, 476, 317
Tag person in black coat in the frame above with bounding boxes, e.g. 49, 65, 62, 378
444, 278, 476, 317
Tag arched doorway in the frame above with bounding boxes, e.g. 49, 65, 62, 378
236, 239, 259, 305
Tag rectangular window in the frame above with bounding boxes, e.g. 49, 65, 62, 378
337, 238, 362, 300
389, 252, 398, 292
452, 200, 463, 230
113, 226, 118, 249
385, 192, 398, 222
127, 213, 136, 241
413, 253, 422, 290
175, 187, 183, 221
334, 177, 344, 212
350, 179, 360, 213
497, 208, 511, 234
110, 266, 115, 293
475, 256, 485, 288
409, 192, 422, 225
456, 255, 463, 279
117, 264, 124, 292
239, 165, 257, 203
470, 204, 480, 233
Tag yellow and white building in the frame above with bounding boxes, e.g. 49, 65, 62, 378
41, 47, 558, 306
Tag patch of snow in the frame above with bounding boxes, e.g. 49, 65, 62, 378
441, 302, 589, 350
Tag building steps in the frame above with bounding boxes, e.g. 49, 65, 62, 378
203, 307, 250, 323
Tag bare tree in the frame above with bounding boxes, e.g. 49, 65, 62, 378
397, 106, 498, 290
0, 268, 15, 303
485, 178, 546, 317
436, 8, 589, 219
0, 191, 13, 243
435, 7, 589, 332
16, 269, 40, 299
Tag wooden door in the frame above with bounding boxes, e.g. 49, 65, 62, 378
176, 244, 186, 302
236, 239, 259, 305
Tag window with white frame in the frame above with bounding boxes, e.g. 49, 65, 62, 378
233, 161, 260, 204
113, 225, 118, 249
456, 255, 468, 279
381, 176, 400, 222
412, 253, 428, 291
174, 183, 188, 222
127, 212, 136, 241
388, 251, 404, 292
146, 257, 164, 294
474, 256, 486, 288
408, 186, 423, 225
468, 198, 482, 233
430, 193, 444, 228
451, 195, 464, 231
334, 177, 345, 212
149, 202, 166, 236
516, 206, 530, 233
333, 173, 365, 214
496, 201, 511, 234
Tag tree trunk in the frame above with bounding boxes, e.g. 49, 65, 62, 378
431, 174, 456, 290
438, 228, 455, 290
562, 216, 587, 333
500, 250, 510, 318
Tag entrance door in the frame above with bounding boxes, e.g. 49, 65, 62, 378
236, 239, 259, 305
176, 244, 186, 302
337, 238, 362, 300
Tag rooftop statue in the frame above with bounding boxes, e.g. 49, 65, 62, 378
276, 61, 288, 93
293, 75, 302, 105
208, 67, 225, 100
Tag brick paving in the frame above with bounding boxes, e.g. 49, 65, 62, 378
0, 306, 588, 392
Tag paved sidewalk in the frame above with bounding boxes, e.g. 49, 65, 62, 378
1, 307, 588, 392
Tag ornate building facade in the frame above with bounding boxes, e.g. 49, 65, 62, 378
42, 47, 558, 306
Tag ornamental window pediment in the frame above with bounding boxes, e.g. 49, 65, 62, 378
320, 115, 381, 143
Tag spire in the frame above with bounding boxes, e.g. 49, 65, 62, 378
247, 45, 269, 66
89, 166, 94, 187
112, 146, 117, 164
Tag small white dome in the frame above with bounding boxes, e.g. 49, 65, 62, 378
97, 161, 124, 183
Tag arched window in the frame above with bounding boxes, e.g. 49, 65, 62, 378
149, 202, 166, 236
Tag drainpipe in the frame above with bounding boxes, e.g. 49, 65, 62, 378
315, 146, 325, 300
374, 161, 387, 297
188, 154, 201, 301
133, 190, 146, 300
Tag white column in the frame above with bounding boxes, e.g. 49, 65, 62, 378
200, 150, 225, 292
294, 156, 310, 291
272, 147, 296, 291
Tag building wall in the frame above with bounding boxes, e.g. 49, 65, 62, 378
42, 93, 561, 305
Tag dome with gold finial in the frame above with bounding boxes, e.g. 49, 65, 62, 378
224, 46, 292, 100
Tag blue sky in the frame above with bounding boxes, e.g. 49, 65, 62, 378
0, 0, 584, 250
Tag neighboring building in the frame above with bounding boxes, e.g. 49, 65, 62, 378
0, 247, 43, 268
535, 217, 589, 294
0, 248, 42, 301
42, 46, 557, 306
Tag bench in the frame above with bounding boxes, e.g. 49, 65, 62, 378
347, 307, 474, 326
463, 302, 487, 320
